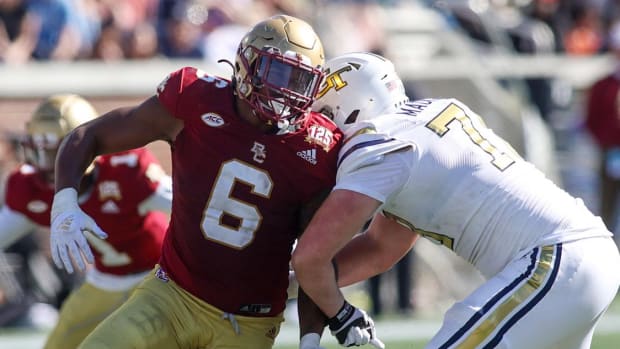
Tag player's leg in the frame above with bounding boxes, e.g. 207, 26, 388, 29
169, 277, 285, 349
425, 238, 620, 349
505, 236, 620, 349
78, 268, 187, 349
44, 282, 132, 349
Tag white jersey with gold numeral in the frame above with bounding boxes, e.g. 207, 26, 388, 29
335, 98, 611, 278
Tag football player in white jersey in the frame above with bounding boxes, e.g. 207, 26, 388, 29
292, 52, 620, 349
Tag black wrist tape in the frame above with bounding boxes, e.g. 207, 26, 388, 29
328, 301, 354, 331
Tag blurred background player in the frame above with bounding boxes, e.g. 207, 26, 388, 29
0, 130, 68, 331
293, 52, 620, 349
0, 94, 172, 349
585, 22, 620, 240
49, 15, 341, 349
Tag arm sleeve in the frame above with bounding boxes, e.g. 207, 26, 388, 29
0, 205, 38, 250
335, 150, 411, 203
156, 67, 197, 119
137, 175, 173, 216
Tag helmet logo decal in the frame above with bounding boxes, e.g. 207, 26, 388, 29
316, 63, 361, 99
201, 113, 226, 127
251, 142, 267, 163
305, 125, 334, 152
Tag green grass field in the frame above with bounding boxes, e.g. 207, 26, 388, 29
272, 294, 620, 349
274, 333, 620, 349
1, 295, 618, 348
273, 317, 620, 349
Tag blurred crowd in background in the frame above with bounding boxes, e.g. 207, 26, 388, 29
2, 0, 620, 334
3, 0, 620, 65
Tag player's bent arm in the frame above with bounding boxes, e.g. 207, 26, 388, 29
297, 288, 329, 342
334, 213, 419, 287
50, 96, 181, 273
294, 189, 334, 347
137, 175, 173, 216
298, 189, 331, 234
0, 206, 38, 250
55, 96, 183, 192
292, 189, 381, 317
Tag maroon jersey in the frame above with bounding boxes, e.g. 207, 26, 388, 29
586, 74, 620, 149
156, 67, 342, 316
5, 148, 168, 275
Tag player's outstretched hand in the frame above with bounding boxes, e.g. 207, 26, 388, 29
328, 301, 385, 348
50, 188, 108, 273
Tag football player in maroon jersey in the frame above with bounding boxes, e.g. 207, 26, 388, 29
50, 15, 343, 349
0, 94, 172, 349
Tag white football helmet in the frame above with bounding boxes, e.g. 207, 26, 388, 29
313, 52, 409, 131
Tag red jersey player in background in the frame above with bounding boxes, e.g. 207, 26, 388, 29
49, 15, 343, 349
0, 94, 172, 348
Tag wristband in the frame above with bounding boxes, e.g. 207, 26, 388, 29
51, 187, 79, 220
327, 301, 354, 331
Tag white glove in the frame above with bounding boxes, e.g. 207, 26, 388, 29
328, 301, 385, 348
50, 188, 107, 273
300, 333, 327, 349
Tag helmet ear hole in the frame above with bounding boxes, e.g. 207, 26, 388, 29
344, 110, 360, 125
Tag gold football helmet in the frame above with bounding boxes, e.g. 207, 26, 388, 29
234, 14, 325, 128
23, 94, 98, 176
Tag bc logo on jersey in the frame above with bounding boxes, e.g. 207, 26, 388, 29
251, 142, 267, 163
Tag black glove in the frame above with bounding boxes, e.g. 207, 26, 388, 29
327, 301, 384, 348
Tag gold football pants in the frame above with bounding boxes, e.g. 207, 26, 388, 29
78, 266, 285, 349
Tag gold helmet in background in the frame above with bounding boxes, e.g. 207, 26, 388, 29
23, 94, 98, 176
234, 14, 325, 129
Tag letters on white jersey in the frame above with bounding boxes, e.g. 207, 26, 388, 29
336, 98, 610, 278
